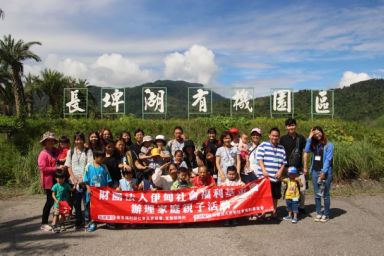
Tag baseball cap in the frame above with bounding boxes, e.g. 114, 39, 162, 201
251, 128, 262, 135
142, 135, 153, 143
229, 127, 239, 134
288, 166, 298, 175
155, 135, 166, 142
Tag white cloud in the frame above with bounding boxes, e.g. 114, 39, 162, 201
164, 45, 217, 85
339, 71, 371, 88
24, 53, 154, 87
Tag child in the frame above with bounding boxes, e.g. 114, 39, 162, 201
238, 133, 251, 171
222, 165, 245, 186
57, 136, 70, 167
138, 168, 157, 191
221, 165, 244, 226
171, 167, 192, 190
139, 135, 154, 160
172, 150, 188, 169
117, 170, 137, 191
283, 167, 303, 224
192, 166, 216, 188
83, 150, 112, 232
51, 171, 73, 233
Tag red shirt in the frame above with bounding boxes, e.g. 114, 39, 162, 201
57, 147, 69, 163
192, 175, 216, 187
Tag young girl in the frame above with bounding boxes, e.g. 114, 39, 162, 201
173, 150, 188, 169
117, 170, 137, 191
283, 167, 303, 224
216, 131, 241, 185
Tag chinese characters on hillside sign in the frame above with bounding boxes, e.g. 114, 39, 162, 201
142, 87, 167, 119
63, 87, 335, 119
270, 89, 294, 117
101, 88, 125, 116
311, 90, 334, 119
63, 88, 88, 117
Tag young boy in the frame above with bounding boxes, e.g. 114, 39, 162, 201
83, 150, 112, 232
171, 167, 192, 190
222, 165, 245, 186
192, 166, 216, 188
283, 167, 303, 224
51, 171, 73, 233
138, 168, 157, 191
117, 169, 137, 191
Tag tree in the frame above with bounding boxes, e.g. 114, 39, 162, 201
0, 35, 41, 119
0, 63, 13, 115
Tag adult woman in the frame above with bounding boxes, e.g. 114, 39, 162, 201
114, 139, 134, 185
215, 131, 241, 185
87, 131, 102, 151
304, 126, 334, 223
38, 132, 64, 231
99, 128, 113, 147
65, 132, 93, 228
119, 131, 133, 149
242, 128, 262, 184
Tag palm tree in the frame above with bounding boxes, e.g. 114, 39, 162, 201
0, 35, 41, 119
0, 63, 13, 115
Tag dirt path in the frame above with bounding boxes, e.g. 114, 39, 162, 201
1, 194, 384, 256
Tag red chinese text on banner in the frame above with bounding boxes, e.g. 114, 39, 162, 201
90, 178, 274, 224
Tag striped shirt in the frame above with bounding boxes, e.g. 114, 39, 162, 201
256, 141, 287, 182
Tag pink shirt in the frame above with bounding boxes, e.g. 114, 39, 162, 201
38, 149, 58, 189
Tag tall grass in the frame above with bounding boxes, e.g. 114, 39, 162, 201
333, 140, 384, 181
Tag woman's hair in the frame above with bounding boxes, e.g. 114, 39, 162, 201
88, 131, 101, 147
311, 126, 328, 149
100, 128, 113, 139
119, 131, 132, 145
73, 132, 86, 142
220, 131, 233, 143
115, 139, 126, 153
168, 163, 178, 171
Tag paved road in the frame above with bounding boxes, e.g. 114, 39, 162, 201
1, 194, 383, 256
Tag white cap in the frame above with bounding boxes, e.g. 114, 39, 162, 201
251, 128, 262, 135
155, 135, 166, 142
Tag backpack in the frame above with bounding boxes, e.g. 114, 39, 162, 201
288, 136, 302, 168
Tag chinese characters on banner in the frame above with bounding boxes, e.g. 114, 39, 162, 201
91, 178, 274, 224
64, 88, 87, 116
101, 88, 125, 115
271, 89, 293, 117
231, 88, 254, 117
188, 88, 212, 117
142, 87, 167, 118
311, 90, 334, 118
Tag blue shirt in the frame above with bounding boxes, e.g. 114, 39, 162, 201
256, 141, 287, 182
83, 162, 112, 187
119, 178, 137, 191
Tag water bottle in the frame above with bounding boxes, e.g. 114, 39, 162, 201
317, 176, 325, 197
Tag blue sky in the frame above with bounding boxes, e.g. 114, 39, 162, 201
1, 0, 384, 95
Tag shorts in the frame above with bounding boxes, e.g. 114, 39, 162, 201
53, 207, 60, 216
270, 181, 282, 200
286, 199, 299, 213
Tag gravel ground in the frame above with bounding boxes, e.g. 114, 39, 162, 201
1, 194, 384, 256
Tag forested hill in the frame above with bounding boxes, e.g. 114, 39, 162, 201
87, 79, 384, 121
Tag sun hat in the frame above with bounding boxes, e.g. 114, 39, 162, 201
142, 135, 153, 143
251, 128, 262, 136
151, 148, 161, 157
288, 166, 298, 175
40, 131, 58, 145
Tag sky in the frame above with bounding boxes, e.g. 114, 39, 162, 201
1, 0, 384, 96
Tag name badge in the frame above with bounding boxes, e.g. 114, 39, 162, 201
95, 182, 101, 188
315, 155, 321, 161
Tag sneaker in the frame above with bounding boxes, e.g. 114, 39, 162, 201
283, 215, 292, 221
86, 222, 97, 232
314, 215, 322, 222
291, 218, 298, 224
40, 224, 53, 232
52, 225, 60, 233
60, 225, 66, 232
320, 216, 329, 223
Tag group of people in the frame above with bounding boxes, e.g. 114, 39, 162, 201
37, 118, 334, 232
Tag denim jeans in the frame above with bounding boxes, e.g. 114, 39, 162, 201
311, 169, 332, 217
286, 199, 299, 213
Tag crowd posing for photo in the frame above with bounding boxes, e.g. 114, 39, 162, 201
37, 118, 334, 232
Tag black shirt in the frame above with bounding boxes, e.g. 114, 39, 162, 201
103, 154, 122, 183
280, 133, 306, 168
201, 139, 222, 173
312, 145, 324, 172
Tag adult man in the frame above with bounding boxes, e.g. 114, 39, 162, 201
167, 126, 185, 156
280, 118, 307, 213
256, 127, 286, 218
129, 128, 144, 160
